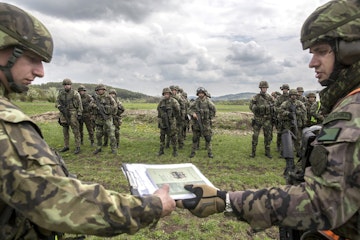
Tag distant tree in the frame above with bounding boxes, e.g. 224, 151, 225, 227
46, 87, 59, 103
26, 87, 40, 102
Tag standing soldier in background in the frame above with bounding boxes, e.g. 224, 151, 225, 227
249, 81, 275, 158
109, 88, 125, 148
56, 78, 83, 154
91, 84, 117, 155
296, 87, 307, 103
278, 89, 307, 175
307, 92, 324, 126
274, 84, 290, 152
78, 85, 95, 146
157, 87, 180, 157
180, 88, 190, 140
189, 87, 216, 158
170, 85, 186, 149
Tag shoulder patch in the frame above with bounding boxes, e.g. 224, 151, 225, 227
322, 112, 352, 125
309, 145, 328, 176
317, 127, 341, 142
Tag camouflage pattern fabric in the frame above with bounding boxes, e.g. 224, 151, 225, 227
171, 93, 186, 148
249, 92, 274, 153
113, 97, 125, 147
229, 90, 360, 239
157, 96, 180, 150
79, 92, 94, 144
274, 92, 290, 149
188, 96, 216, 154
56, 89, 83, 148
0, 96, 162, 238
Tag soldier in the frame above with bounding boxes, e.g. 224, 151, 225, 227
91, 84, 118, 154
170, 85, 186, 149
189, 87, 216, 158
109, 88, 125, 148
78, 85, 95, 146
178, 1, 360, 239
56, 78, 83, 154
274, 84, 290, 152
278, 89, 307, 174
157, 87, 180, 157
296, 87, 307, 103
0, 3, 175, 239
307, 92, 324, 126
249, 81, 275, 158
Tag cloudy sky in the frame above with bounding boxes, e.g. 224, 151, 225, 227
7, 0, 329, 97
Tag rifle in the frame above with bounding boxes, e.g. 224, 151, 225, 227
160, 106, 171, 133
289, 104, 298, 137
92, 95, 110, 120
195, 111, 204, 136
58, 99, 71, 125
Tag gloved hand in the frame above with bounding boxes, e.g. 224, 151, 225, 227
77, 115, 82, 121
176, 184, 226, 218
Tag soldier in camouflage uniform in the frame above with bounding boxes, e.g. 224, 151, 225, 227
0, 3, 175, 239
249, 81, 275, 158
91, 84, 118, 155
296, 87, 307, 103
56, 78, 83, 154
170, 85, 186, 149
108, 88, 125, 148
178, 1, 360, 239
305, 92, 324, 127
274, 84, 290, 152
189, 87, 216, 158
157, 87, 180, 157
78, 85, 95, 146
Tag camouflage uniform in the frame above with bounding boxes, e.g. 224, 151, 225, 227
78, 85, 94, 146
170, 85, 186, 149
249, 81, 275, 158
91, 84, 117, 154
56, 79, 83, 154
296, 87, 307, 103
189, 87, 216, 158
0, 3, 163, 239
108, 89, 125, 148
157, 88, 180, 156
274, 85, 290, 151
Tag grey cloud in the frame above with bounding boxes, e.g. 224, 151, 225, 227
226, 41, 272, 65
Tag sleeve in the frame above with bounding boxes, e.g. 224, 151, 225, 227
75, 91, 83, 116
0, 121, 163, 236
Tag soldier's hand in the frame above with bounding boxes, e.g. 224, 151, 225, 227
192, 113, 198, 120
153, 184, 176, 217
176, 184, 226, 218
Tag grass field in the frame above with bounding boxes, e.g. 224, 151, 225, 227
17, 101, 286, 240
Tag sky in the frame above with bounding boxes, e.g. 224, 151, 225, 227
6, 0, 329, 97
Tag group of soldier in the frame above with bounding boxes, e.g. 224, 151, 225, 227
157, 86, 216, 158
56, 78, 125, 155
249, 81, 323, 176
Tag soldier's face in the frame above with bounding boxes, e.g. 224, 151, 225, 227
308, 42, 335, 85
260, 87, 267, 93
164, 92, 170, 99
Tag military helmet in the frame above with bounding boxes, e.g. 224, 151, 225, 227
296, 87, 304, 92
78, 85, 86, 91
289, 89, 298, 96
0, 3, 53, 62
196, 87, 206, 95
62, 78, 72, 85
95, 84, 106, 91
280, 84, 290, 90
162, 87, 172, 96
301, 0, 360, 65
109, 89, 117, 95
259, 81, 269, 88
307, 92, 317, 98
169, 85, 176, 90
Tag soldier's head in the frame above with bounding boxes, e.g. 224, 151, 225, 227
258, 81, 269, 93
196, 87, 206, 98
109, 88, 117, 97
162, 87, 172, 99
289, 89, 298, 100
95, 84, 106, 95
301, 0, 360, 86
78, 85, 86, 95
62, 78, 72, 92
0, 3, 53, 95
307, 92, 317, 103
296, 87, 304, 96
169, 85, 178, 95
280, 84, 290, 93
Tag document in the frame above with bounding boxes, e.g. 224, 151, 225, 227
122, 163, 215, 200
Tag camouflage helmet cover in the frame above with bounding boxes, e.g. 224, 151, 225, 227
259, 81, 269, 88
301, 0, 360, 50
196, 87, 206, 95
109, 88, 117, 95
78, 85, 86, 91
296, 87, 304, 92
289, 89, 298, 96
280, 84, 290, 90
95, 84, 106, 91
307, 92, 317, 98
0, 3, 53, 62
162, 87, 172, 95
62, 78, 72, 85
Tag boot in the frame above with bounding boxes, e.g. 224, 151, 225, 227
111, 149, 117, 155
103, 142, 108, 147
90, 140, 94, 147
249, 146, 256, 158
93, 148, 102, 155
172, 147, 178, 157
208, 152, 214, 158
59, 147, 69, 152
158, 147, 164, 156
265, 148, 272, 159
74, 147, 80, 154
189, 151, 196, 158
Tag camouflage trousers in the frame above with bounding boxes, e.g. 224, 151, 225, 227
79, 113, 94, 144
160, 128, 177, 149
62, 111, 81, 148
191, 128, 213, 154
95, 118, 116, 151
251, 117, 273, 150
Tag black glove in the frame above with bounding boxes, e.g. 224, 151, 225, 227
77, 115, 82, 121
176, 184, 226, 218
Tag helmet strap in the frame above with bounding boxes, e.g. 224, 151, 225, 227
0, 47, 29, 94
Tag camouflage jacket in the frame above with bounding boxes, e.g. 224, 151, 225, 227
90, 93, 117, 124
56, 89, 83, 115
80, 93, 94, 115
249, 92, 274, 119
228, 90, 360, 239
0, 97, 162, 238
157, 97, 180, 132
278, 98, 307, 129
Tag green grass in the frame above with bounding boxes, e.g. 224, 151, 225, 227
23, 101, 283, 240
